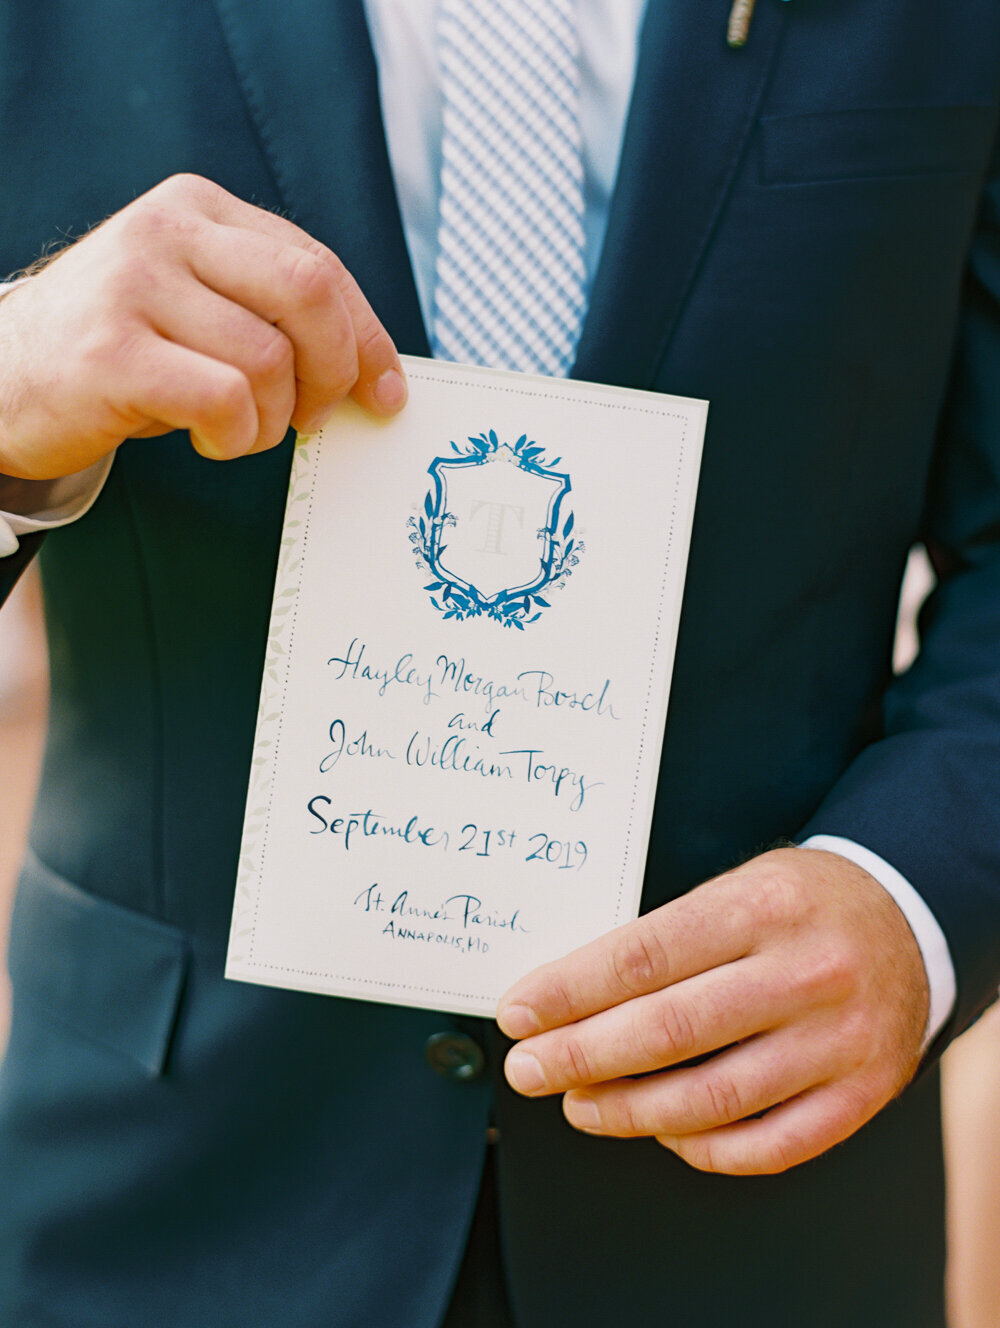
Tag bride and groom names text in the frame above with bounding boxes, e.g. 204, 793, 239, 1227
317, 638, 621, 817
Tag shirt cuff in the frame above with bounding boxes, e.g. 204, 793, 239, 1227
0, 454, 115, 557
800, 834, 956, 1052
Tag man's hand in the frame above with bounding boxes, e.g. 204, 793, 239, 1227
496, 847, 929, 1175
0, 174, 406, 480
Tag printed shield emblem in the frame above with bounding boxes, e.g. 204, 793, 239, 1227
409, 431, 583, 629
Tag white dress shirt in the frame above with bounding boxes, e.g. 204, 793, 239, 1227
0, 0, 955, 1045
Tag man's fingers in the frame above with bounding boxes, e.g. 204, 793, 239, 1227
495, 847, 928, 1176
504, 955, 791, 1096
0, 174, 407, 483
497, 877, 753, 1038
321, 261, 408, 420
195, 179, 410, 418
184, 217, 404, 431
149, 284, 296, 454
560, 1027, 827, 1138
120, 177, 406, 431
655, 1079, 882, 1176
120, 334, 259, 460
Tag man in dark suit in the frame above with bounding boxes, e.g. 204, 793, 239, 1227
1, 3, 998, 1325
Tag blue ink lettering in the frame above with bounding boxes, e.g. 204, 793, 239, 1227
447, 708, 500, 736
498, 749, 601, 811
406, 731, 515, 782
516, 671, 620, 720
327, 638, 438, 705
320, 718, 396, 771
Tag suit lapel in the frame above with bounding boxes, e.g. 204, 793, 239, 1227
208, 0, 788, 382
209, 0, 430, 355
573, 0, 788, 388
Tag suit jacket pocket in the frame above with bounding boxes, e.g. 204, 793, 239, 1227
759, 104, 996, 185
7, 850, 188, 1077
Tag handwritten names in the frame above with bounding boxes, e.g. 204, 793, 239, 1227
327, 638, 621, 719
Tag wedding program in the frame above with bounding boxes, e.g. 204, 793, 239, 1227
226, 357, 707, 1015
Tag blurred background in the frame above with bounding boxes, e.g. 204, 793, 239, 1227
1, 548, 997, 1327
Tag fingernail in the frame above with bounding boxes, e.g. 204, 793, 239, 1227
565, 1093, 602, 1131
497, 1003, 542, 1039
374, 367, 407, 413
505, 1049, 547, 1095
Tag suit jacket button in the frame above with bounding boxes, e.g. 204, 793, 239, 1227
425, 1031, 486, 1082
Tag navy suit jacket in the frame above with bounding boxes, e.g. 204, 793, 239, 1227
2, 3, 999, 1325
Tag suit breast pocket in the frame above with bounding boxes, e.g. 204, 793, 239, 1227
758, 104, 997, 186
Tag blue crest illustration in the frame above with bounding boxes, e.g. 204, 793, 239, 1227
408, 429, 584, 629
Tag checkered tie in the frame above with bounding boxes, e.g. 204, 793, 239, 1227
430, 0, 587, 377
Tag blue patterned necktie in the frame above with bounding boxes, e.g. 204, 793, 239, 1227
430, 0, 587, 377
